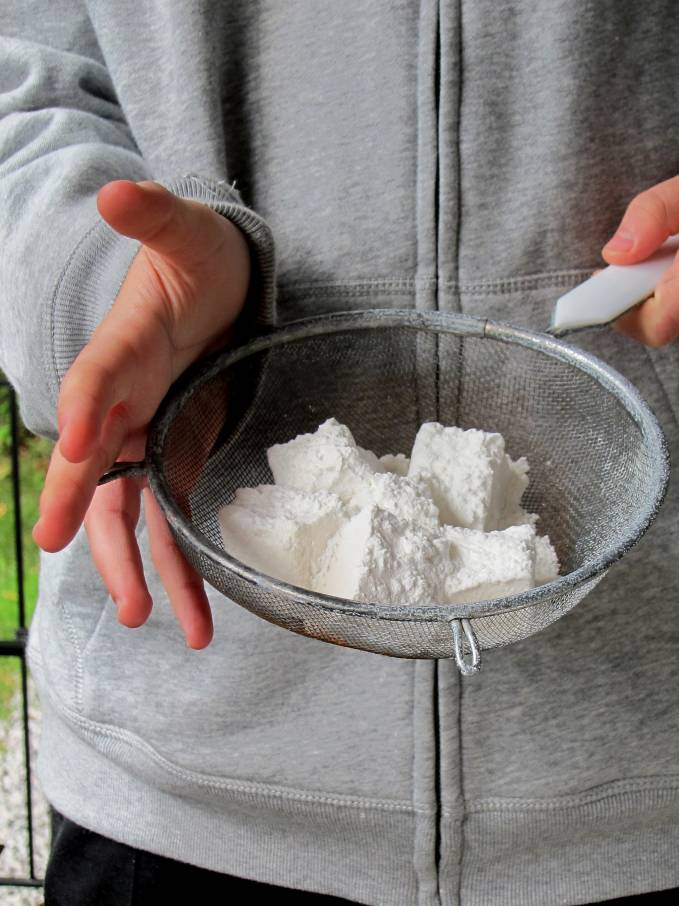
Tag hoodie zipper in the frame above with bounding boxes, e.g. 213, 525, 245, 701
433, 0, 443, 896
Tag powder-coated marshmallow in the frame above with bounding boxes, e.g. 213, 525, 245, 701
267, 418, 384, 503
379, 453, 410, 476
219, 419, 559, 606
408, 423, 529, 530
443, 524, 536, 603
218, 485, 345, 586
313, 505, 444, 603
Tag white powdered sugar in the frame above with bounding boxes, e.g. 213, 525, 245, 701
442, 524, 536, 603
218, 484, 345, 587
379, 452, 410, 476
218, 418, 559, 605
267, 418, 385, 503
408, 422, 530, 530
314, 505, 446, 604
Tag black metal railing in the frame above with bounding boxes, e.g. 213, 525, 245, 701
0, 378, 42, 889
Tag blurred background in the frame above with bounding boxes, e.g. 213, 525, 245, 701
0, 373, 51, 904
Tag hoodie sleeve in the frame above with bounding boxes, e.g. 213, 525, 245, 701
0, 32, 275, 440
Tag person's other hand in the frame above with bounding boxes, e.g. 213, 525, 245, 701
603, 175, 679, 346
33, 180, 251, 648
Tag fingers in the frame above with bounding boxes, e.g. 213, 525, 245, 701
85, 478, 153, 628
38, 279, 168, 552
601, 176, 679, 345
33, 404, 130, 552
57, 347, 135, 463
614, 252, 679, 346
143, 488, 213, 649
97, 180, 232, 267
603, 175, 679, 265
86, 480, 213, 645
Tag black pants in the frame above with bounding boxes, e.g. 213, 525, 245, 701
45, 810, 355, 905
45, 809, 676, 906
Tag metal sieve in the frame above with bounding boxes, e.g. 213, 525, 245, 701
100, 300, 669, 674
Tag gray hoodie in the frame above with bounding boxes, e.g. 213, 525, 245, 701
1, 2, 678, 904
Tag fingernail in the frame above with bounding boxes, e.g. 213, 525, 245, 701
604, 229, 635, 253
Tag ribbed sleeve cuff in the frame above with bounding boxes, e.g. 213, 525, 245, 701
162, 174, 276, 328
47, 175, 276, 404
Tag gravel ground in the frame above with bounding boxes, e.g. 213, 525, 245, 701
0, 676, 49, 906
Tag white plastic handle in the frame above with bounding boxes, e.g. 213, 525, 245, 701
550, 235, 679, 336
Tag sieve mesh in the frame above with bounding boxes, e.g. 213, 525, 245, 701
146, 310, 668, 666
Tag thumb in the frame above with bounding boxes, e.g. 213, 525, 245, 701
602, 175, 679, 265
96, 179, 230, 266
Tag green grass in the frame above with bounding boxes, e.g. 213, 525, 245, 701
0, 396, 51, 725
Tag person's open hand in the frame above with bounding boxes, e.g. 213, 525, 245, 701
604, 175, 679, 346
33, 180, 251, 648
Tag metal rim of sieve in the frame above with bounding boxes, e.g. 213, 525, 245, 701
139, 308, 669, 626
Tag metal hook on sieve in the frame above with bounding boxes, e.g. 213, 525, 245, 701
97, 461, 147, 486
450, 618, 481, 675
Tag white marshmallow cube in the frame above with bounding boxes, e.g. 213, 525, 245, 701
442, 524, 536, 603
313, 505, 445, 604
218, 485, 345, 587
267, 418, 384, 504
408, 423, 529, 530
350, 471, 440, 529
534, 534, 560, 585
379, 453, 410, 476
